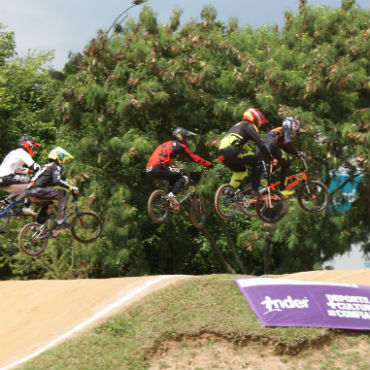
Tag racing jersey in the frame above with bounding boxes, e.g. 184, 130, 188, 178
263, 126, 299, 156
29, 162, 70, 189
146, 140, 211, 167
218, 121, 272, 159
0, 148, 35, 177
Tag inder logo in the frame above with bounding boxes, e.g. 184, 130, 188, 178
261, 295, 310, 315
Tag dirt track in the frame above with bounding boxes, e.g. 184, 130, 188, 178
0, 270, 368, 370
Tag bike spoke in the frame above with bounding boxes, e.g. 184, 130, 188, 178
214, 184, 238, 220
298, 181, 330, 213
18, 223, 48, 257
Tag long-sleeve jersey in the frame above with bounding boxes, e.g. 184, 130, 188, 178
146, 140, 211, 167
0, 148, 37, 177
29, 162, 71, 189
218, 121, 272, 160
263, 126, 299, 156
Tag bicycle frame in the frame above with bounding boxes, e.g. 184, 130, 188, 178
167, 168, 206, 208
269, 170, 308, 192
268, 158, 309, 193
37, 197, 80, 238
0, 197, 25, 218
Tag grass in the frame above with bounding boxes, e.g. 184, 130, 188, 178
20, 275, 370, 370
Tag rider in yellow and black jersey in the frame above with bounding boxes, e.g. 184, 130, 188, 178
217, 108, 272, 196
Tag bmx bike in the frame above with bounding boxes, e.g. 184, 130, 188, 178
214, 161, 288, 224
268, 157, 330, 213
18, 195, 103, 257
147, 167, 207, 229
0, 195, 36, 232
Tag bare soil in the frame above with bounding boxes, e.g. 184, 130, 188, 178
0, 269, 368, 369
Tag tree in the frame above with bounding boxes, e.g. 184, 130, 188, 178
2, 1, 369, 279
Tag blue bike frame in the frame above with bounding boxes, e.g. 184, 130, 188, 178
0, 198, 25, 218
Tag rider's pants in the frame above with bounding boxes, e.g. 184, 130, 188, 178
146, 165, 188, 194
0, 174, 31, 200
26, 186, 68, 223
217, 146, 263, 192
262, 141, 291, 190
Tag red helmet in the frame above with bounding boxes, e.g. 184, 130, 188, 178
242, 108, 269, 129
18, 136, 41, 157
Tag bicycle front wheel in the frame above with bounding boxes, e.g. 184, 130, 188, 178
189, 195, 206, 229
147, 190, 169, 223
71, 211, 103, 243
256, 189, 287, 224
18, 222, 48, 257
214, 184, 238, 220
298, 180, 330, 213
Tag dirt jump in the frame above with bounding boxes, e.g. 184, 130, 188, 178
0, 269, 368, 370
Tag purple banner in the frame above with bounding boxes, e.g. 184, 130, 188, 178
234, 277, 370, 330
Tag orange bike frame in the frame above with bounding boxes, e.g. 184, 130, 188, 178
269, 171, 308, 191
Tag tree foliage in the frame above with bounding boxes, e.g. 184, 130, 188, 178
1, 1, 369, 279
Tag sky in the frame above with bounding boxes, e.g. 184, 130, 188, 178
0, 0, 369, 70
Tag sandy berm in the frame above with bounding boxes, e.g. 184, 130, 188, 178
0, 270, 368, 369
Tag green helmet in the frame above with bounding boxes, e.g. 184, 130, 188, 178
48, 147, 74, 165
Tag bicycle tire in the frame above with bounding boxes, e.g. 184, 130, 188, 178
71, 211, 103, 243
189, 195, 206, 229
147, 189, 169, 223
18, 222, 48, 257
238, 184, 257, 217
214, 184, 238, 220
297, 180, 330, 213
256, 189, 287, 224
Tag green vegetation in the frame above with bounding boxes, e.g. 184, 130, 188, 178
1, 0, 369, 279
20, 275, 370, 370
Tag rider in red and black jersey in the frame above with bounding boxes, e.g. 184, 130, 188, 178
146, 127, 211, 207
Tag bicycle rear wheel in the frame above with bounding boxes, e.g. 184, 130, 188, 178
147, 189, 169, 223
71, 211, 103, 243
189, 195, 206, 229
18, 222, 48, 257
214, 184, 238, 220
256, 189, 287, 224
298, 180, 330, 213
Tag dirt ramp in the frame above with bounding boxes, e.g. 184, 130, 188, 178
0, 270, 368, 369
280, 269, 369, 286
0, 275, 190, 369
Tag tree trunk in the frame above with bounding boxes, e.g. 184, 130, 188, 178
263, 230, 273, 274
221, 221, 247, 274
298, 0, 307, 14
201, 226, 236, 274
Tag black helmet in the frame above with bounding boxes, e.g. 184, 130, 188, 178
172, 127, 197, 143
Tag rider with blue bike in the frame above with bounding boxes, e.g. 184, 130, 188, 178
0, 136, 41, 215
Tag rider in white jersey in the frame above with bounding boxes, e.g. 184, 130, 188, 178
0, 136, 41, 214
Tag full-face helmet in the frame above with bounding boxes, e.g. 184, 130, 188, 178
242, 108, 269, 130
282, 117, 302, 137
48, 147, 74, 165
172, 127, 197, 144
18, 136, 41, 157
